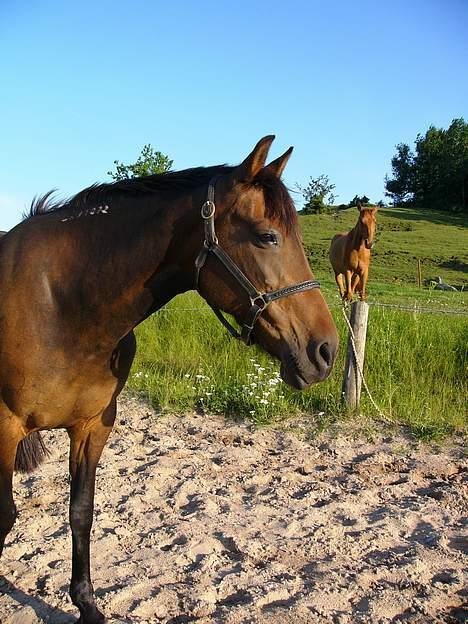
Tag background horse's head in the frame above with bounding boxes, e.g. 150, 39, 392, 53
357, 205, 378, 249
196, 136, 338, 389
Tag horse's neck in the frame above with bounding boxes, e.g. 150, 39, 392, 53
70, 195, 199, 339
349, 223, 364, 250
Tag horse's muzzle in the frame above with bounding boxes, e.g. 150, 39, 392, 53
280, 335, 338, 389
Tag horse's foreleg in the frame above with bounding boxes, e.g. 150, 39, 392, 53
335, 273, 345, 299
349, 273, 360, 302
345, 271, 355, 302
67, 400, 116, 624
0, 420, 22, 556
358, 270, 368, 300
68, 332, 135, 624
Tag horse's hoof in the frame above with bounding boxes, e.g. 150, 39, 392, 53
76, 611, 106, 624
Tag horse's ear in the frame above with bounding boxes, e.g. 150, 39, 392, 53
264, 146, 294, 178
235, 135, 275, 181
357, 201, 362, 211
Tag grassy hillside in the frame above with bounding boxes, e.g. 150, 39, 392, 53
300, 205, 468, 289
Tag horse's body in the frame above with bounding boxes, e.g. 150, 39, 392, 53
329, 206, 377, 302
0, 137, 338, 623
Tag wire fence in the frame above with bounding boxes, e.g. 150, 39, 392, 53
155, 301, 468, 317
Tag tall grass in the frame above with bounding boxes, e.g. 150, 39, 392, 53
128, 292, 467, 440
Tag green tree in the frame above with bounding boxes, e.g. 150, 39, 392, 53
413, 126, 445, 208
439, 118, 468, 210
385, 118, 468, 211
349, 194, 371, 207
108, 144, 173, 180
384, 142, 415, 205
298, 174, 336, 214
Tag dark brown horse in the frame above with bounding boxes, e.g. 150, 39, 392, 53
329, 204, 378, 302
0, 136, 338, 623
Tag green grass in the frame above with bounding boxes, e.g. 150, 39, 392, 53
128, 293, 467, 441
127, 206, 467, 441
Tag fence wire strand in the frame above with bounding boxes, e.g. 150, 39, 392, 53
156, 302, 467, 316
149, 296, 464, 421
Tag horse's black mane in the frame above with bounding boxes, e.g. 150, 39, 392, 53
27, 164, 297, 231
28, 165, 233, 218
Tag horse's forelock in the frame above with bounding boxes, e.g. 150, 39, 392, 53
252, 170, 298, 234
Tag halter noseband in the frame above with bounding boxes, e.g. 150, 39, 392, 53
194, 178, 321, 345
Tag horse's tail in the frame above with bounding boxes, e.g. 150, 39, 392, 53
15, 432, 50, 473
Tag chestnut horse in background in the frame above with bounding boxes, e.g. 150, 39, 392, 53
329, 204, 378, 302
0, 136, 338, 624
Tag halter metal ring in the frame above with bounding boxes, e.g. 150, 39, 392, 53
251, 294, 268, 309
201, 200, 215, 219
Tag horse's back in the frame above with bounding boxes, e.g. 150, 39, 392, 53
0, 218, 128, 429
0, 221, 46, 310
0, 222, 82, 420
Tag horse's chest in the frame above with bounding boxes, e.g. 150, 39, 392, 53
349, 249, 369, 273
348, 251, 361, 271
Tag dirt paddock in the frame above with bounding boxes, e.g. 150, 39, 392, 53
1, 396, 466, 624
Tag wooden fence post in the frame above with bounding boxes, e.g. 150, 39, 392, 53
342, 301, 369, 411
417, 259, 423, 288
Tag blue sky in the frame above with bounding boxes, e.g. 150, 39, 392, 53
1, 0, 467, 230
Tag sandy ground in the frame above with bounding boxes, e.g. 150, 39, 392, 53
0, 395, 466, 624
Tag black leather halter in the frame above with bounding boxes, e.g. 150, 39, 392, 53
194, 178, 321, 345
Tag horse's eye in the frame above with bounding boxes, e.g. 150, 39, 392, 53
257, 231, 278, 246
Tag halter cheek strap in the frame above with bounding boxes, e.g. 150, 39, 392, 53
194, 177, 321, 345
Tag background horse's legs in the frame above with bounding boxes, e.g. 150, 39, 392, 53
334, 273, 345, 299
357, 269, 368, 300
345, 270, 355, 302
0, 419, 22, 555
67, 400, 116, 624
349, 273, 360, 302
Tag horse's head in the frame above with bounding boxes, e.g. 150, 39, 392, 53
196, 136, 338, 389
358, 205, 378, 250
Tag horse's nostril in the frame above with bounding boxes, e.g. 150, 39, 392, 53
318, 341, 332, 368
306, 338, 338, 378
